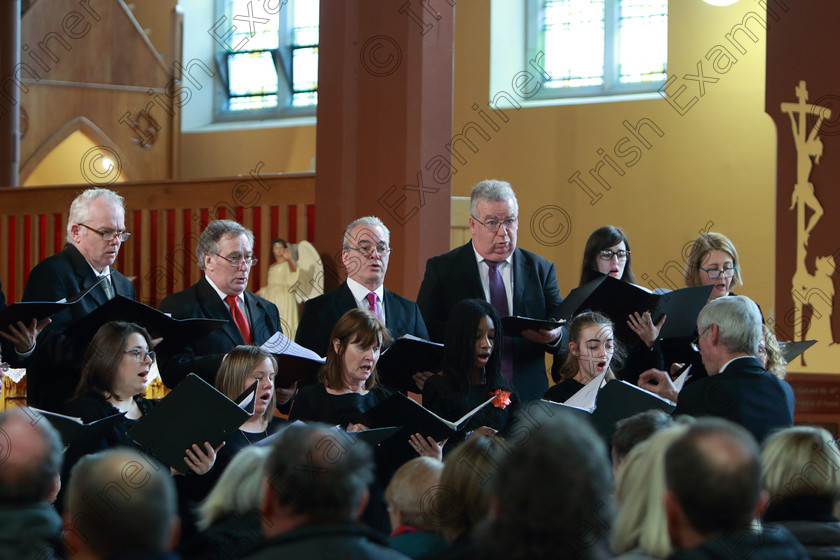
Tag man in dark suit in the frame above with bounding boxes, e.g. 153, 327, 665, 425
417, 180, 564, 402
158, 220, 282, 388
296, 216, 428, 358
639, 295, 794, 442
23, 189, 135, 412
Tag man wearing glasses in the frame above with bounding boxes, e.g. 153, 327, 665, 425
158, 220, 282, 388
296, 216, 428, 358
417, 180, 564, 402
22, 188, 136, 411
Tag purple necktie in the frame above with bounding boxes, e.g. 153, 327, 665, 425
486, 260, 514, 382
366, 292, 382, 322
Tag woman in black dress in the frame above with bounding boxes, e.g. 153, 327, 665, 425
65, 321, 217, 474
290, 308, 393, 426
544, 311, 620, 403
422, 299, 516, 448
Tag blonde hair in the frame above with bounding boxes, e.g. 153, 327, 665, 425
762, 426, 840, 502
436, 436, 498, 542
684, 232, 743, 289
761, 325, 786, 380
611, 424, 690, 558
215, 346, 277, 425
385, 457, 444, 530
195, 446, 270, 530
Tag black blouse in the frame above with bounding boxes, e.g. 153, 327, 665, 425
289, 383, 394, 426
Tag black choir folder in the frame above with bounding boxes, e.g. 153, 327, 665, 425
544, 379, 675, 444
0, 276, 108, 332
354, 392, 497, 442
501, 316, 565, 338
377, 335, 444, 394
557, 275, 714, 340
68, 295, 227, 348
31, 408, 126, 454
127, 374, 254, 473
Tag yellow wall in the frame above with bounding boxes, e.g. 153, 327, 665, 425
451, 1, 776, 317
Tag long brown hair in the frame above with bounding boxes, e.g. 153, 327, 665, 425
555, 312, 622, 383
580, 225, 636, 285
76, 321, 153, 400
319, 308, 392, 391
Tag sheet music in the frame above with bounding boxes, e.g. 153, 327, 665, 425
563, 371, 607, 412
673, 365, 691, 393
260, 331, 325, 362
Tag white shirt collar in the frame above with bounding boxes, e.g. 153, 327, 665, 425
718, 355, 756, 374
205, 275, 244, 304
346, 277, 384, 302
87, 262, 111, 278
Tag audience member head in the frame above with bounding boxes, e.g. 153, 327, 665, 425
64, 448, 178, 558
442, 298, 505, 392
261, 422, 374, 536
216, 346, 277, 425
487, 404, 614, 560
342, 216, 391, 291
580, 225, 636, 285
684, 232, 742, 300
554, 312, 622, 383
436, 435, 499, 543
0, 408, 63, 505
66, 188, 128, 273
76, 321, 154, 401
320, 308, 392, 392
761, 426, 840, 509
695, 295, 762, 374
611, 409, 675, 472
385, 456, 444, 532
759, 324, 786, 380
664, 418, 764, 550
612, 424, 689, 558
469, 180, 519, 262
196, 219, 256, 297
197, 446, 271, 530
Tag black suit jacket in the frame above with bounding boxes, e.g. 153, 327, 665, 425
674, 356, 795, 442
157, 276, 282, 388
416, 241, 564, 402
295, 281, 429, 358
22, 244, 136, 411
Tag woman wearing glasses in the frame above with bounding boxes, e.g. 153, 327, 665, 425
551, 226, 662, 385
684, 232, 743, 303
65, 321, 218, 475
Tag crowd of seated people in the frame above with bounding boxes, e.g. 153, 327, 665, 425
0, 177, 822, 558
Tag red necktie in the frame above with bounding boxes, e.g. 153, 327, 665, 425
225, 294, 253, 344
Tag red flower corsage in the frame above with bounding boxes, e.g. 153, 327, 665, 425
491, 389, 512, 410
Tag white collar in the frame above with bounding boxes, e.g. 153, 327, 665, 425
347, 277, 384, 302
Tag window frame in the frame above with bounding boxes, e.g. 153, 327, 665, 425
525, 0, 667, 102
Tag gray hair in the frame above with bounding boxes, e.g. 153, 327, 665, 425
264, 423, 374, 522
66, 188, 126, 242
343, 216, 390, 248
66, 448, 176, 556
0, 408, 63, 504
470, 180, 519, 217
196, 446, 270, 530
196, 220, 255, 270
697, 295, 762, 355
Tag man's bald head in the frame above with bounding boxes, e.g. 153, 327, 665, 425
0, 408, 63, 504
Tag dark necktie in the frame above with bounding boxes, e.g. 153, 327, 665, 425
486, 260, 514, 382
225, 294, 253, 344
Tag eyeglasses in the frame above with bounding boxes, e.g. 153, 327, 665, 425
215, 253, 259, 267
345, 242, 392, 258
471, 216, 519, 232
599, 249, 630, 261
699, 266, 737, 279
79, 223, 131, 242
124, 349, 156, 363
690, 326, 711, 352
